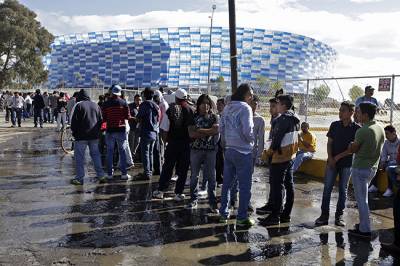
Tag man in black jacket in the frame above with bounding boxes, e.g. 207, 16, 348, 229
70, 89, 105, 185
32, 89, 45, 128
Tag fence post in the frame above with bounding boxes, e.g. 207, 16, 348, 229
390, 74, 395, 125
305, 79, 310, 123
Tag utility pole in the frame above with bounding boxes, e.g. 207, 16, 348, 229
207, 4, 216, 94
228, 0, 238, 93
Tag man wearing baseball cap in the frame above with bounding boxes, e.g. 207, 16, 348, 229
102, 85, 131, 181
153, 88, 195, 201
354, 86, 379, 123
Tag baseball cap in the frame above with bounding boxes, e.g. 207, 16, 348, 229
175, 88, 188, 100
111, 85, 122, 96
365, 85, 375, 91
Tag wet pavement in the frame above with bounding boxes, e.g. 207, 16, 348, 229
0, 121, 398, 265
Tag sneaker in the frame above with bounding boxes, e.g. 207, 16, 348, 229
70, 179, 83, 186
98, 176, 107, 184
258, 215, 280, 226
135, 173, 151, 181
152, 190, 164, 199
368, 185, 378, 193
236, 218, 255, 227
315, 214, 329, 226
198, 190, 208, 196
256, 204, 273, 215
383, 188, 394, 197
209, 205, 219, 214
219, 216, 228, 224
381, 243, 400, 257
171, 175, 179, 182
335, 215, 346, 227
174, 194, 185, 202
185, 201, 198, 209
280, 215, 291, 223
348, 228, 372, 239
120, 174, 132, 180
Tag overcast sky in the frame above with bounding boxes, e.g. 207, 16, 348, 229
15, 0, 400, 99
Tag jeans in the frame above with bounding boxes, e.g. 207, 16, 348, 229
106, 132, 128, 176
128, 129, 140, 160
321, 166, 351, 217
74, 140, 105, 183
370, 163, 397, 190
158, 140, 190, 194
33, 108, 43, 127
57, 112, 67, 130
293, 151, 314, 172
351, 167, 376, 233
394, 189, 400, 246
125, 132, 134, 166
51, 108, 57, 123
5, 106, 10, 122
140, 137, 155, 177
43, 107, 50, 122
25, 103, 32, 118
11, 108, 22, 126
269, 160, 295, 217
219, 149, 253, 220
190, 149, 217, 207
216, 143, 224, 184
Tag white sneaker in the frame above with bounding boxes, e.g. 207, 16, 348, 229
383, 188, 394, 197
198, 190, 208, 196
121, 174, 131, 181
174, 194, 185, 202
152, 190, 164, 199
171, 175, 178, 182
368, 185, 378, 193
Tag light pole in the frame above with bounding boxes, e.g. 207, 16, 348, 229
207, 4, 216, 94
228, 0, 238, 93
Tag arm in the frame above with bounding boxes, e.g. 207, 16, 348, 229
327, 137, 336, 168
256, 118, 265, 161
241, 106, 254, 143
70, 104, 80, 133
379, 142, 388, 167
219, 113, 226, 148
188, 125, 207, 139
270, 117, 288, 152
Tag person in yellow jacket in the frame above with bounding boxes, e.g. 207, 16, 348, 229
292, 122, 317, 172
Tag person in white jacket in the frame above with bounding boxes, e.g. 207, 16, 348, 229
368, 125, 400, 197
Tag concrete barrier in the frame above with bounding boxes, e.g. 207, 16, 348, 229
297, 158, 390, 193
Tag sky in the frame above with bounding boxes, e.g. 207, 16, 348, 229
13, 0, 400, 100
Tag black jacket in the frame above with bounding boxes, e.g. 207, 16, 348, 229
32, 94, 45, 109
71, 90, 103, 141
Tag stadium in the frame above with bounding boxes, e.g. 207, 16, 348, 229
45, 27, 337, 93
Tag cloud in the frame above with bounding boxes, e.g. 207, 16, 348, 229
350, 0, 383, 3
34, 0, 400, 99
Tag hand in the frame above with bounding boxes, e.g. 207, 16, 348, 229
255, 158, 262, 166
327, 157, 336, 168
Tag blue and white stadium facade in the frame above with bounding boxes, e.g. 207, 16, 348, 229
45, 27, 336, 93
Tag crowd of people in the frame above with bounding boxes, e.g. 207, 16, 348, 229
0, 89, 76, 130
2, 83, 399, 256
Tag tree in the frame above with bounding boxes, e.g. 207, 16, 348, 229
216, 75, 227, 97
312, 84, 331, 102
349, 85, 364, 102
0, 0, 54, 89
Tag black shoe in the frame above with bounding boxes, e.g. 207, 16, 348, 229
348, 228, 372, 239
335, 215, 346, 227
381, 243, 400, 258
34, 125, 37, 128
256, 204, 273, 215
315, 214, 329, 226
258, 215, 280, 226
18, 124, 21, 127
135, 173, 151, 181
280, 215, 291, 223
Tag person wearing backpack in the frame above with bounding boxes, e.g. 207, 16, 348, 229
152, 88, 194, 201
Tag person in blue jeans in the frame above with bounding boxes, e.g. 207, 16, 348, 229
102, 85, 131, 180
315, 101, 360, 226
186, 94, 220, 212
70, 90, 105, 185
347, 102, 385, 238
136, 87, 160, 180
218, 83, 255, 228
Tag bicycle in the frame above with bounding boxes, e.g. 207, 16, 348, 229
60, 125, 74, 154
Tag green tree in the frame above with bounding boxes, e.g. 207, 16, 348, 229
312, 84, 331, 102
348, 85, 364, 102
269, 80, 283, 97
216, 75, 227, 97
0, 0, 54, 89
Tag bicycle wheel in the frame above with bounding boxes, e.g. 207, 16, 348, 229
60, 127, 74, 154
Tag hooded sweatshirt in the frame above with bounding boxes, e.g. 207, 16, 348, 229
268, 110, 300, 164
70, 90, 103, 141
380, 137, 400, 165
219, 101, 254, 154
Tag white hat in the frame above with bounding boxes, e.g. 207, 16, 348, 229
111, 85, 122, 96
175, 88, 188, 100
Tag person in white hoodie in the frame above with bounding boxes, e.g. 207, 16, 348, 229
153, 89, 169, 175
218, 83, 255, 227
368, 125, 400, 197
